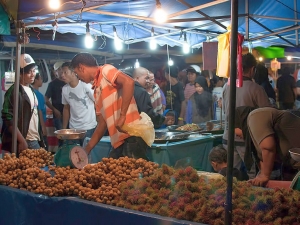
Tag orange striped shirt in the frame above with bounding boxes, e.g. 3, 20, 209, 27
93, 64, 140, 148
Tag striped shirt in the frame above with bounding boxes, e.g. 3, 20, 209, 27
93, 64, 140, 149
148, 84, 163, 114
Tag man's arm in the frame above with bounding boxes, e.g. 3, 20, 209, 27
249, 135, 276, 187
38, 110, 47, 136
84, 114, 107, 154
177, 83, 186, 124
178, 100, 187, 125
45, 96, 61, 119
114, 72, 135, 132
297, 87, 300, 96
62, 104, 70, 129
6, 125, 28, 152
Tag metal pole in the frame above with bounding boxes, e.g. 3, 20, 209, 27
225, 0, 238, 224
12, 21, 22, 155
295, 0, 298, 46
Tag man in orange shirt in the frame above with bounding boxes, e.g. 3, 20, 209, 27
70, 53, 148, 159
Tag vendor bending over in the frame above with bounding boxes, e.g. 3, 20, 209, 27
235, 106, 300, 187
70, 53, 148, 160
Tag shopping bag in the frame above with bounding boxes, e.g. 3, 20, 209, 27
122, 112, 155, 147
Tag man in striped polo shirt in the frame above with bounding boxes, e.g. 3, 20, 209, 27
70, 53, 148, 159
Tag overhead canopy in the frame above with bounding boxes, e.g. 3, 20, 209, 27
1, 0, 300, 47
2, 0, 300, 61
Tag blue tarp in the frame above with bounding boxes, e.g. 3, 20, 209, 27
0, 185, 207, 225
2, 0, 300, 49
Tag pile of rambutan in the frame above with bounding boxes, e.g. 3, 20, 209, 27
113, 164, 300, 225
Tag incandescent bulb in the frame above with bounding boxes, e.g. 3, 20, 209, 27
85, 33, 94, 49
183, 42, 190, 54
49, 0, 60, 10
150, 38, 157, 50
154, 8, 167, 24
114, 38, 123, 51
168, 58, 174, 66
134, 59, 140, 68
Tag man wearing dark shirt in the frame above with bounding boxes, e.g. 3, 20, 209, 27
45, 61, 66, 131
164, 66, 185, 123
276, 67, 297, 110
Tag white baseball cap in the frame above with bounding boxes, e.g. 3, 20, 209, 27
185, 65, 201, 74
20, 54, 35, 69
54, 61, 64, 70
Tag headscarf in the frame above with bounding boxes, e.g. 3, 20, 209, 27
235, 106, 259, 171
193, 76, 212, 118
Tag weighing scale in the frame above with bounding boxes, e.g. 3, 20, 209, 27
53, 129, 89, 169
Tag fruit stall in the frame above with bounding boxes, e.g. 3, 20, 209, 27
0, 149, 300, 225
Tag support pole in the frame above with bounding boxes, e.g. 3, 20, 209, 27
12, 21, 22, 155
225, 0, 238, 224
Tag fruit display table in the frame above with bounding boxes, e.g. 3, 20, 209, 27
84, 134, 215, 172
0, 185, 206, 225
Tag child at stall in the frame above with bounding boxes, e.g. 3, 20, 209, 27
208, 145, 246, 181
159, 109, 176, 129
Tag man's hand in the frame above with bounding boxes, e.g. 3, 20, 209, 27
177, 120, 184, 125
18, 140, 28, 153
42, 126, 47, 136
83, 146, 92, 155
248, 174, 270, 187
115, 114, 127, 133
53, 108, 61, 119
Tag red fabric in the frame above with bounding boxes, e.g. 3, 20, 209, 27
46, 118, 58, 152
237, 33, 244, 87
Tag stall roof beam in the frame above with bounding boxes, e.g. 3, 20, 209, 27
250, 14, 300, 23
3, 42, 114, 57
132, 24, 183, 45
248, 24, 300, 43
62, 17, 114, 39
125, 20, 226, 45
25, 4, 112, 26
177, 0, 227, 30
249, 16, 297, 47
168, 0, 229, 19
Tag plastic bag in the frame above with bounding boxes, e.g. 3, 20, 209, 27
122, 112, 155, 146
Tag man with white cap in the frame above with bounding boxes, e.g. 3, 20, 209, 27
45, 61, 66, 135
1, 54, 45, 154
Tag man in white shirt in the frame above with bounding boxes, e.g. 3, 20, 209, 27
61, 62, 97, 145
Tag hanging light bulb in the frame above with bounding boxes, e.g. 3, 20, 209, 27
149, 27, 157, 50
259, 56, 263, 62
49, 0, 60, 10
154, 0, 167, 24
113, 26, 123, 51
168, 58, 174, 66
85, 22, 94, 49
182, 32, 190, 54
134, 59, 140, 68
287, 56, 292, 61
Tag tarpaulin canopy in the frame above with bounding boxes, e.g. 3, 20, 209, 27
2, 0, 300, 51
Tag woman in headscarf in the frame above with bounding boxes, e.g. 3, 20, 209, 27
186, 76, 213, 123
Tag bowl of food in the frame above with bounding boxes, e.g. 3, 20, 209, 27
289, 148, 300, 162
54, 129, 87, 140
168, 123, 203, 132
